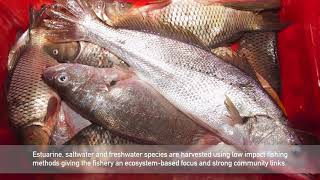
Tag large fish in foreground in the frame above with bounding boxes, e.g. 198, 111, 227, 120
43, 64, 220, 145
44, 0, 298, 146
84, 0, 283, 48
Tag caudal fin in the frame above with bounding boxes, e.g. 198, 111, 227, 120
43, 0, 100, 43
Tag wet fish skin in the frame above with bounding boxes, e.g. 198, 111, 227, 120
7, 46, 58, 127
5, 6, 65, 144
65, 124, 135, 145
43, 0, 299, 146
43, 41, 129, 69
238, 32, 280, 94
43, 64, 219, 145
6, 27, 61, 145
211, 32, 284, 113
85, 0, 284, 48
7, 36, 90, 145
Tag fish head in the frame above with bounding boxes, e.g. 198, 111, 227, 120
43, 64, 133, 100
42, 64, 93, 100
43, 42, 80, 63
28, 28, 80, 64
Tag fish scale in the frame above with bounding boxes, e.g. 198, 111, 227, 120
65, 124, 135, 145
7, 46, 58, 128
41, 1, 315, 176
43, 64, 224, 145
88, 0, 282, 48
239, 32, 280, 93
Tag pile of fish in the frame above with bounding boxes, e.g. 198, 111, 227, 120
5, 0, 317, 177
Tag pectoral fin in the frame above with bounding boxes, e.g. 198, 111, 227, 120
224, 95, 243, 126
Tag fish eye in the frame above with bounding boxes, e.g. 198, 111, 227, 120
53, 49, 59, 55
57, 73, 69, 84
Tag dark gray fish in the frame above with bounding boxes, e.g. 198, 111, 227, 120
43, 64, 220, 145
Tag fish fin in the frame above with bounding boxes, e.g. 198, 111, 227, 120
29, 7, 38, 29
212, 47, 256, 77
43, 96, 61, 134
224, 95, 243, 126
255, 72, 287, 116
43, 0, 100, 43
51, 105, 77, 145
29, 5, 47, 29
255, 11, 288, 31
195, 0, 280, 11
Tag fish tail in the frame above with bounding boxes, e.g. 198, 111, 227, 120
43, 0, 99, 43
254, 11, 288, 31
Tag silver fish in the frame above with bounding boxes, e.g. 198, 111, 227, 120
43, 64, 220, 145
